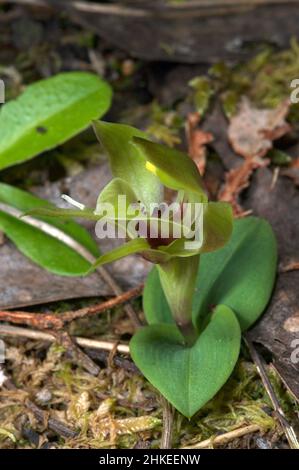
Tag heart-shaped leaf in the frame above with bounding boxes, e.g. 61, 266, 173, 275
0, 183, 99, 276
130, 304, 241, 417
0, 72, 112, 171
143, 217, 277, 330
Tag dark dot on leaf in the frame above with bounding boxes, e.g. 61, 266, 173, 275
36, 126, 47, 134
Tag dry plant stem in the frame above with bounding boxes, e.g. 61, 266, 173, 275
0, 310, 63, 329
0, 285, 142, 330
49, 330, 100, 376
0, 365, 78, 439
244, 335, 299, 449
160, 396, 174, 449
86, 348, 139, 374
61, 283, 143, 323
181, 424, 260, 449
0, 324, 130, 354
279, 261, 299, 273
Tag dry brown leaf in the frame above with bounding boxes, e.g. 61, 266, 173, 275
220, 98, 291, 215
186, 112, 213, 175
219, 158, 268, 215
228, 98, 291, 159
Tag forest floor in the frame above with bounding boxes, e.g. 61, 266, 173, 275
0, 2, 298, 449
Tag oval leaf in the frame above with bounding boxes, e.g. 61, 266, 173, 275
143, 217, 277, 330
0, 183, 99, 276
0, 72, 112, 171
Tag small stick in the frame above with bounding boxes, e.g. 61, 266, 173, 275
0, 311, 63, 329
279, 260, 299, 273
0, 284, 143, 330
245, 335, 299, 449
0, 324, 130, 354
181, 424, 260, 449
1, 365, 78, 439
49, 330, 100, 376
61, 283, 143, 323
86, 348, 139, 374
160, 397, 174, 449
26, 400, 78, 439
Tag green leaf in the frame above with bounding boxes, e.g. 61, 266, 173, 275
130, 304, 241, 417
93, 121, 162, 208
0, 72, 112, 171
143, 217, 277, 330
132, 137, 207, 201
0, 183, 99, 276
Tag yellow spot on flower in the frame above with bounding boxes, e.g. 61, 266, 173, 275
146, 161, 157, 175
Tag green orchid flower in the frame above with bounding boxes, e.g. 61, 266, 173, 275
30, 121, 232, 344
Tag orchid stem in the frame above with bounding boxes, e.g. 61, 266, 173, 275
157, 255, 200, 346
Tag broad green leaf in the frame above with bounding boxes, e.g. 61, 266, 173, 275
132, 137, 207, 201
143, 217, 277, 330
0, 183, 99, 276
130, 304, 241, 417
93, 121, 162, 208
0, 72, 112, 171
91, 238, 150, 270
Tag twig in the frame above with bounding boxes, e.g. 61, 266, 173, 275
0, 285, 142, 331
86, 348, 139, 374
0, 324, 130, 354
279, 261, 299, 273
26, 400, 78, 439
61, 283, 143, 323
160, 396, 174, 449
49, 330, 100, 376
244, 335, 299, 449
1, 365, 78, 439
0, 310, 63, 329
181, 424, 260, 449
